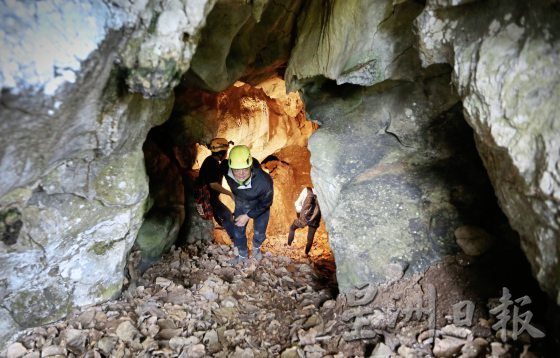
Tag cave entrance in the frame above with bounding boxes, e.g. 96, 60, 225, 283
179, 76, 335, 277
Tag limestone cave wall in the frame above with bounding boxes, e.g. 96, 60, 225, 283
285, 0, 560, 299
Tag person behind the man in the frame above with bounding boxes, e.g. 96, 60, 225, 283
198, 138, 235, 234
287, 186, 321, 256
223, 145, 273, 264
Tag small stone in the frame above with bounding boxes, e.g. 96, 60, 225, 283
490, 342, 509, 357
169, 337, 193, 351
76, 309, 96, 328
433, 337, 467, 357
147, 322, 160, 337
471, 323, 492, 338
380, 332, 400, 352
418, 329, 442, 343
216, 326, 227, 344
454, 226, 494, 256
39, 345, 67, 357
63, 328, 87, 355
321, 300, 336, 310
280, 346, 299, 358
97, 336, 117, 356
385, 258, 409, 282
282, 276, 295, 284
243, 303, 259, 313
164, 290, 191, 305
224, 329, 236, 339
6, 342, 27, 358
157, 328, 182, 340
186, 336, 201, 345
221, 296, 238, 308
116, 320, 139, 342
297, 328, 317, 345
213, 307, 239, 321
199, 283, 218, 301
203, 329, 221, 353
398, 345, 423, 357
230, 346, 254, 358
370, 342, 392, 357
21, 352, 40, 358
184, 343, 206, 358
46, 327, 58, 338
155, 277, 173, 287
94, 311, 108, 329
478, 318, 491, 328
441, 324, 471, 339
141, 337, 158, 351
303, 344, 326, 358
303, 314, 321, 329
157, 318, 177, 330
460, 337, 488, 358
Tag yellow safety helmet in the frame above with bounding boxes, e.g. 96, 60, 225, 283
228, 145, 253, 169
209, 138, 230, 152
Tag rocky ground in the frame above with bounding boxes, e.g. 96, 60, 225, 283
1, 230, 557, 358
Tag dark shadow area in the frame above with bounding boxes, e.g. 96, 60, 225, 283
417, 102, 560, 356
312, 257, 339, 297
261, 154, 280, 164
136, 122, 198, 273
423, 103, 516, 243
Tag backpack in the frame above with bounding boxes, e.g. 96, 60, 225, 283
194, 182, 213, 220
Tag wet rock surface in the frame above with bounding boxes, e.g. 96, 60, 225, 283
1, 240, 554, 357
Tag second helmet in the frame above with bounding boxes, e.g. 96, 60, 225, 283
209, 138, 230, 152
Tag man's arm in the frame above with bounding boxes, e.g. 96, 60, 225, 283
209, 182, 233, 198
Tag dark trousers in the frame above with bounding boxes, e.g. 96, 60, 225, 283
229, 209, 270, 258
210, 196, 235, 238
287, 223, 318, 255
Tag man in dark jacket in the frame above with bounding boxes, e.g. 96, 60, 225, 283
223, 145, 273, 264
198, 138, 234, 234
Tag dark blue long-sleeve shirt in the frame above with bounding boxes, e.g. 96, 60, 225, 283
222, 159, 273, 218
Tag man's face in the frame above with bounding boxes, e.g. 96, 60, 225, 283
232, 167, 251, 183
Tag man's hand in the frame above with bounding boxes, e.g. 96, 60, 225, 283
234, 214, 250, 227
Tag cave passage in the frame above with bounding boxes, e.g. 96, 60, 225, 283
143, 77, 336, 283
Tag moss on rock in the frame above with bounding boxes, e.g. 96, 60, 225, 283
94, 151, 149, 206
89, 240, 118, 256
92, 281, 122, 300
9, 287, 71, 328
136, 210, 181, 259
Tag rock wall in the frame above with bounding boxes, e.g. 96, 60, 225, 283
301, 72, 503, 292
285, 0, 423, 91
184, 0, 305, 91
0, 0, 216, 346
286, 0, 560, 299
415, 0, 560, 303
